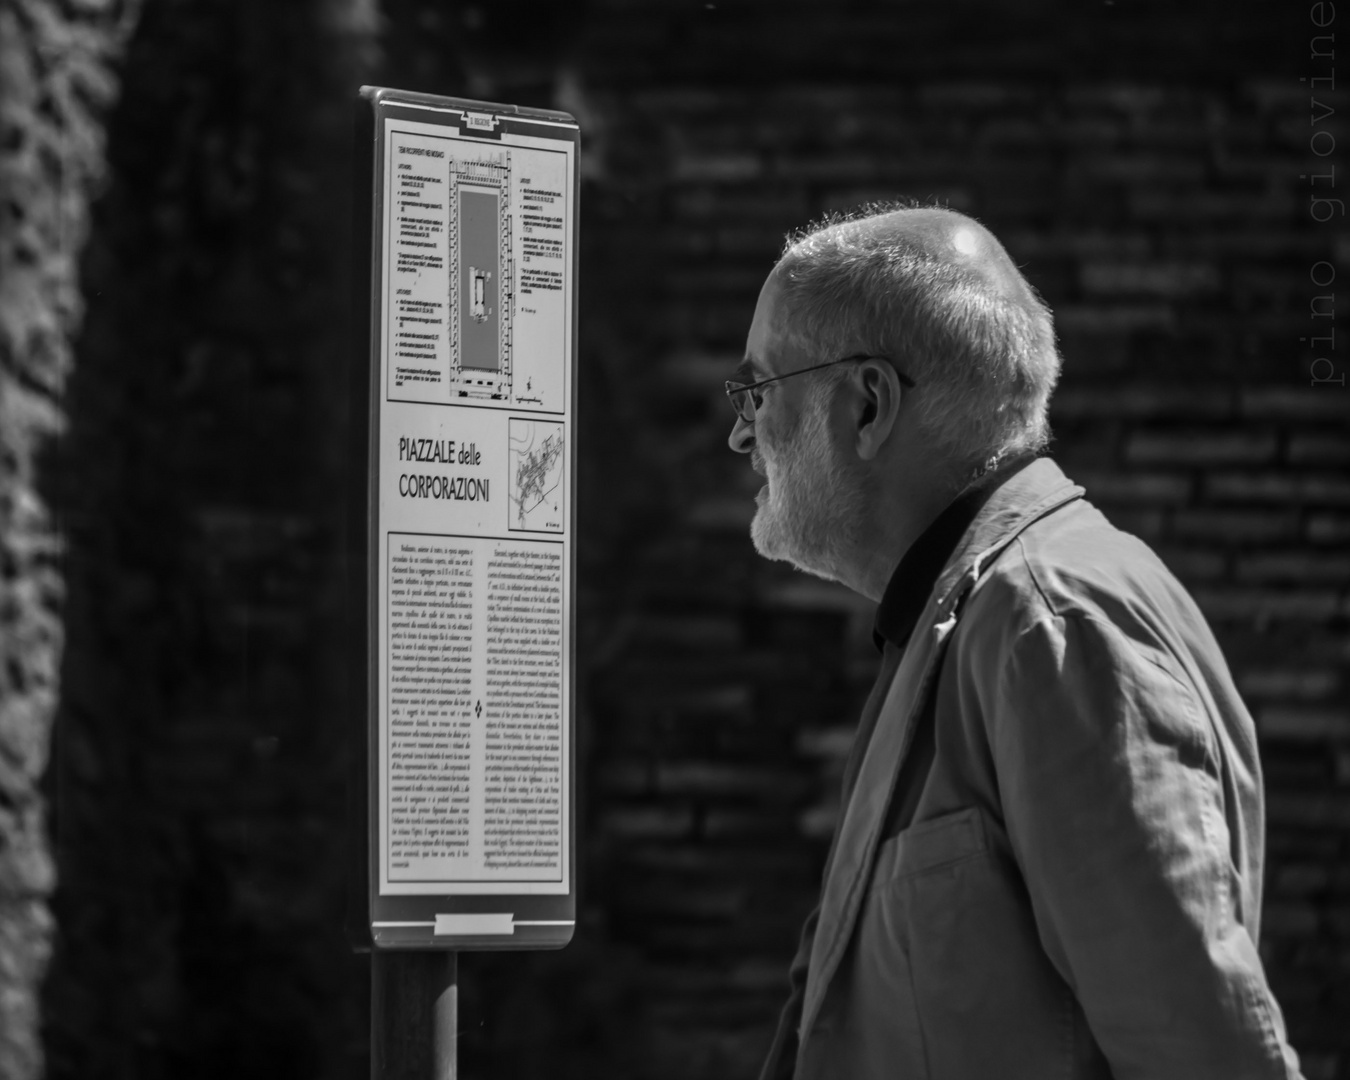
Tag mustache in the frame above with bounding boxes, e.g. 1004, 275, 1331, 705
750, 448, 766, 476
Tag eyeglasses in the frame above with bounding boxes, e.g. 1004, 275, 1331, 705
724, 353, 915, 424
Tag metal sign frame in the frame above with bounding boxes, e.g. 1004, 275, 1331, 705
349, 86, 578, 952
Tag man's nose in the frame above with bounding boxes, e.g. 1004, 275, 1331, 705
727, 415, 755, 454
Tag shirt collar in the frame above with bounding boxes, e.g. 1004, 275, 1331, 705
873, 455, 1038, 652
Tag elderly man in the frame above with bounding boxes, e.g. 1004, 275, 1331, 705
727, 205, 1303, 1079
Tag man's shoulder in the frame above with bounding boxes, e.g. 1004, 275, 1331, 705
961, 495, 1191, 641
951, 496, 1226, 727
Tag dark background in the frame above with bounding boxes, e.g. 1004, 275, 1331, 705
25, 0, 1349, 1077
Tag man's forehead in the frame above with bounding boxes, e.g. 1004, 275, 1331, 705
741, 269, 791, 373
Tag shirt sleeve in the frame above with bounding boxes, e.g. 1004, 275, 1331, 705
989, 609, 1303, 1080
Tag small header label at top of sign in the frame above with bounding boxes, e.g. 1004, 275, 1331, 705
463, 111, 499, 131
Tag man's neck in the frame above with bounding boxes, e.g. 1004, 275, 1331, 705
846, 454, 1032, 603
844, 484, 961, 603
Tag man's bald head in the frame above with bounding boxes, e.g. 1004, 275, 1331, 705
772, 204, 1061, 477
846, 207, 1044, 311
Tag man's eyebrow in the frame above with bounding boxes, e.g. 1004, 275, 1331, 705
730, 357, 761, 383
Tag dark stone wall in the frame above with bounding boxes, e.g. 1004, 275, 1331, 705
0, 1, 143, 1076
41, 0, 373, 1076
35, 0, 1349, 1078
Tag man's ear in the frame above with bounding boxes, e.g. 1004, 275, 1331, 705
852, 359, 904, 461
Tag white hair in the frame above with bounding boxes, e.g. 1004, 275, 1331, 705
774, 204, 1062, 479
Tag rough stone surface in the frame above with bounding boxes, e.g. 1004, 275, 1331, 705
0, 1, 142, 1076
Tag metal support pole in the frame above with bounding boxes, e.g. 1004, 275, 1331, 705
372, 950, 458, 1080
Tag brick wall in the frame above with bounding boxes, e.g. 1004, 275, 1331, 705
39, 0, 1348, 1078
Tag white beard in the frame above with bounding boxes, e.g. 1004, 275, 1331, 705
750, 392, 868, 582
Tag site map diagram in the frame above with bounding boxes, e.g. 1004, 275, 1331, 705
508, 419, 564, 533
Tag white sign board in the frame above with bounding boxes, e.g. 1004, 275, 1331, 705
352, 87, 578, 949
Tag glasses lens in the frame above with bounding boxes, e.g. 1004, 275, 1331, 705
725, 383, 755, 423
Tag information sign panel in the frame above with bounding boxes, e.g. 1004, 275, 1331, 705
350, 87, 578, 950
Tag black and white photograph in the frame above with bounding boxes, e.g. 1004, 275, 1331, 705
0, 0, 1341, 1077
